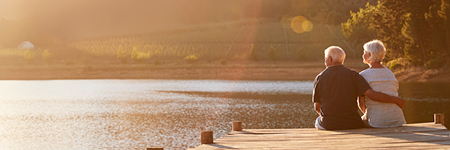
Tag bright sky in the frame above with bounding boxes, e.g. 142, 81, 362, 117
0, 0, 269, 39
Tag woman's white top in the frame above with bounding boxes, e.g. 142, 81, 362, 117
360, 68, 406, 128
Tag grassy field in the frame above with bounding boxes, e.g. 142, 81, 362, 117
0, 54, 368, 80
2, 19, 356, 64
0, 19, 354, 80
66, 19, 356, 61
1, 49, 447, 82
3, 18, 447, 82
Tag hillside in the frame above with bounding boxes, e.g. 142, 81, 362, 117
2, 15, 448, 82
67, 19, 355, 62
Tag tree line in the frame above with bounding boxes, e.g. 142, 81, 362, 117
342, 0, 450, 68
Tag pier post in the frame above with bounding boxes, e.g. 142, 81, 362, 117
232, 121, 242, 131
201, 131, 213, 144
147, 148, 163, 150
434, 113, 444, 125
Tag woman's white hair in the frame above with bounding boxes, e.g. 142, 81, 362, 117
324, 46, 346, 64
363, 40, 386, 63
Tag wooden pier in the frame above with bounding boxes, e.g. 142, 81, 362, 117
190, 117, 450, 149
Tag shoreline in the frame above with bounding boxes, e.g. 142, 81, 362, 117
0, 66, 326, 81
1, 59, 449, 82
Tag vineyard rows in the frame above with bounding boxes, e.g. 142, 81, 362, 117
69, 21, 348, 61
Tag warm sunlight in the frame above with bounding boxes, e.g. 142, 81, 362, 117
290, 15, 313, 33
1, 0, 449, 149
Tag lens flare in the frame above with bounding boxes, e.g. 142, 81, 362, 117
290, 16, 313, 33
303, 20, 313, 32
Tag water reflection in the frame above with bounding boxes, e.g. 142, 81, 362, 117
399, 82, 450, 123
0, 80, 448, 149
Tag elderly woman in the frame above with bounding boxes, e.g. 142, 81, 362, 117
358, 40, 406, 128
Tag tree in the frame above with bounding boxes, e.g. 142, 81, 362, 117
249, 43, 258, 61
42, 49, 52, 63
341, 0, 449, 66
184, 54, 198, 64
24, 50, 34, 63
268, 45, 278, 61
131, 46, 150, 63
131, 46, 140, 63
397, 0, 435, 64
425, 0, 450, 59
341, 2, 379, 52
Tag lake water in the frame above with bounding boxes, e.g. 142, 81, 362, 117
0, 80, 448, 149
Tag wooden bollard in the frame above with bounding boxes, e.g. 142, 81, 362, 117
201, 131, 213, 144
232, 121, 242, 131
147, 148, 163, 150
434, 113, 444, 125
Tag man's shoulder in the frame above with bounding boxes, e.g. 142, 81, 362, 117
343, 66, 360, 73
316, 65, 365, 81
316, 65, 358, 78
314, 69, 326, 80
316, 71, 324, 77
327, 65, 360, 78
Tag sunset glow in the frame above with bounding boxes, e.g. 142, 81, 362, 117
291, 16, 313, 33
1, 1, 449, 149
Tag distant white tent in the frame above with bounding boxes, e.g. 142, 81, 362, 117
18, 41, 34, 50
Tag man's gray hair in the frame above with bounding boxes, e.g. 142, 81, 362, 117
363, 40, 386, 63
325, 46, 346, 64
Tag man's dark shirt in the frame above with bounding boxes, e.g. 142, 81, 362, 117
313, 65, 371, 130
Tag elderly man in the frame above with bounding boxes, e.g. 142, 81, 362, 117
313, 46, 405, 130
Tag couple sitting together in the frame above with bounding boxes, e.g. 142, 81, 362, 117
313, 40, 406, 130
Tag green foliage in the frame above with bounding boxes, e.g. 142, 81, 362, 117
386, 58, 410, 70
130, 46, 140, 62
42, 49, 52, 59
184, 54, 198, 64
401, 13, 424, 64
387, 60, 401, 70
295, 0, 378, 25
424, 57, 446, 69
24, 50, 34, 63
117, 44, 127, 63
425, 0, 450, 60
342, 0, 450, 65
42, 49, 52, 63
0, 48, 25, 57
388, 61, 399, 70
248, 43, 258, 62
131, 46, 150, 63
341, 2, 379, 51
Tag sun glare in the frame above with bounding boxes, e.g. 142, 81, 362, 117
290, 16, 313, 33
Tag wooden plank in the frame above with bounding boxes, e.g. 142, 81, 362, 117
191, 123, 450, 149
